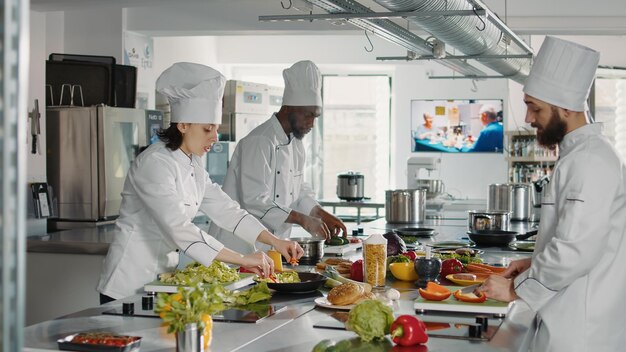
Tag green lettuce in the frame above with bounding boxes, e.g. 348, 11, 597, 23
346, 300, 394, 342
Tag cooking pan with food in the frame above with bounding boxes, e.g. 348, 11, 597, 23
467, 230, 517, 247
516, 230, 538, 241
266, 272, 327, 293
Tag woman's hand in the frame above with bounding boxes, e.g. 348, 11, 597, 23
478, 275, 519, 302
310, 206, 348, 237
239, 251, 274, 279
272, 238, 304, 263
502, 258, 532, 279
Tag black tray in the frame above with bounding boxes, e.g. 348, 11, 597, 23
58, 333, 141, 352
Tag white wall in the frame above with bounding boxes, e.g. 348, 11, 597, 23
63, 8, 124, 62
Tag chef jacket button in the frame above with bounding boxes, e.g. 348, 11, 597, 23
195, 202, 198, 205
277, 171, 280, 174
276, 194, 280, 198
290, 192, 293, 195
191, 173, 194, 177
175, 249, 180, 252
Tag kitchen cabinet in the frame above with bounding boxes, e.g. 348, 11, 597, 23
505, 130, 557, 183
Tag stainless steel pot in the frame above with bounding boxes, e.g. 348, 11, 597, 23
468, 210, 511, 231
510, 184, 531, 221
385, 189, 426, 224
414, 179, 445, 198
337, 171, 364, 201
291, 237, 325, 264
488, 184, 512, 212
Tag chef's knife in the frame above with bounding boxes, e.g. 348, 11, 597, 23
460, 283, 482, 294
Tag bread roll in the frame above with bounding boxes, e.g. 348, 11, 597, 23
327, 282, 363, 306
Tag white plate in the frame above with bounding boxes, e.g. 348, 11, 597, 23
314, 297, 355, 311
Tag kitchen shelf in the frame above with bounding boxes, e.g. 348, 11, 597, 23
505, 130, 557, 183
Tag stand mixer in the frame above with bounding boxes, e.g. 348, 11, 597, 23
407, 157, 444, 198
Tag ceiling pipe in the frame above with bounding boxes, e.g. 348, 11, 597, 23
372, 0, 530, 83
304, 0, 488, 77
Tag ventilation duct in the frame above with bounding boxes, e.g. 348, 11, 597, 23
372, 0, 530, 83
304, 0, 487, 77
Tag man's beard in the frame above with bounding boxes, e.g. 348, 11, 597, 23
288, 112, 310, 140
534, 107, 567, 149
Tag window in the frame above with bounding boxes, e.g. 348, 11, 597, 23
594, 68, 626, 161
317, 75, 391, 202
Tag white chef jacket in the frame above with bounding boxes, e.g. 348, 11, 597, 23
210, 114, 319, 253
513, 123, 626, 352
97, 141, 266, 299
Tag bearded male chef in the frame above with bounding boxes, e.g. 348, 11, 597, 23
97, 63, 302, 302
211, 60, 347, 254
480, 37, 626, 351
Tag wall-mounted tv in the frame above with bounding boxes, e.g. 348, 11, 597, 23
411, 99, 504, 153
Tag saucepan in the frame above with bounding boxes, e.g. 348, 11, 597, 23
467, 230, 517, 247
468, 210, 511, 232
291, 237, 325, 265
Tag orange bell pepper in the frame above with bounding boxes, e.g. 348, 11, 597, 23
418, 282, 451, 301
453, 289, 487, 303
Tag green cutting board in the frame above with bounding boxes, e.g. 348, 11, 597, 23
414, 285, 511, 315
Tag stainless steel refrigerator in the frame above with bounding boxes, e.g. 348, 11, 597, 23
46, 106, 147, 222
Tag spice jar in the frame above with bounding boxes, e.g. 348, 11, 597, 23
363, 233, 387, 287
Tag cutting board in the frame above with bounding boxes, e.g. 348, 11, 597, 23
324, 242, 363, 255
414, 286, 511, 315
143, 273, 255, 294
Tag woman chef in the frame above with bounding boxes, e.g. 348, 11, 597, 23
479, 37, 626, 351
97, 62, 303, 303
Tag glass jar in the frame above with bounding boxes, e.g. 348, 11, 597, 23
363, 234, 387, 287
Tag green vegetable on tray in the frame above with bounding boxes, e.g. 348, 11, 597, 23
159, 261, 240, 286
433, 252, 483, 265
256, 271, 300, 283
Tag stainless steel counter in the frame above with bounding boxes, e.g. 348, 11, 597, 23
25, 209, 538, 351
27, 225, 116, 255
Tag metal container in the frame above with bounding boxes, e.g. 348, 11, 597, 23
468, 210, 511, 231
176, 323, 204, 352
291, 237, 325, 265
414, 179, 445, 198
385, 189, 426, 224
487, 184, 512, 212
510, 184, 531, 221
336, 171, 365, 201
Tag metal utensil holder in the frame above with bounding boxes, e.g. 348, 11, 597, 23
176, 323, 204, 352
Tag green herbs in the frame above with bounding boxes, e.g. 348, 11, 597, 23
386, 254, 411, 270
159, 261, 240, 286
256, 271, 301, 283
346, 300, 395, 342
155, 282, 271, 334
434, 252, 483, 265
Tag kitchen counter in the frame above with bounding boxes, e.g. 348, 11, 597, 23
24, 270, 537, 352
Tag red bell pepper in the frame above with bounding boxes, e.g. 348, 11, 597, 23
350, 259, 364, 282
401, 251, 417, 261
453, 289, 487, 303
440, 258, 464, 277
390, 315, 429, 346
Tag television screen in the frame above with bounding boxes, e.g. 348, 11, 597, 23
411, 99, 504, 153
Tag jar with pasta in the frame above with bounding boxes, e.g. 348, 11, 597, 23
363, 233, 387, 287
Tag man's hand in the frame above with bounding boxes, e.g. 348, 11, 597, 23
310, 206, 348, 238
502, 258, 532, 279
301, 215, 331, 240
271, 238, 304, 263
478, 275, 519, 302
239, 251, 274, 279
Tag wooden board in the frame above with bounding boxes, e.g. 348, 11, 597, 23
143, 273, 256, 293
414, 286, 511, 315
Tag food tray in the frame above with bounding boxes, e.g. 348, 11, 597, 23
58, 333, 141, 352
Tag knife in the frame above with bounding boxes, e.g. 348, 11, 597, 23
460, 283, 482, 294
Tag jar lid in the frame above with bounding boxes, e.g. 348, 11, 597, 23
338, 171, 364, 178
364, 233, 387, 245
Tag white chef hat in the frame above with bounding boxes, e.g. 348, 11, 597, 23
523, 36, 600, 112
479, 104, 497, 115
156, 62, 226, 124
282, 60, 322, 107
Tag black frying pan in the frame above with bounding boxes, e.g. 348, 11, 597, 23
266, 272, 327, 293
394, 227, 436, 237
516, 230, 538, 241
467, 230, 517, 247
